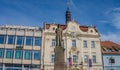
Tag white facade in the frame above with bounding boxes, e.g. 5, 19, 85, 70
42, 21, 103, 70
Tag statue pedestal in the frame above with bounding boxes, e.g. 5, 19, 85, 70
54, 46, 65, 70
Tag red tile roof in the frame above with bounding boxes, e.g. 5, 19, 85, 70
45, 24, 90, 32
79, 26, 88, 32
101, 41, 120, 54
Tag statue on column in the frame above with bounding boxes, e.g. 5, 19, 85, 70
55, 24, 62, 46
54, 24, 65, 70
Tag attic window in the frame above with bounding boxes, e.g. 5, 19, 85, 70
106, 48, 112, 52
118, 49, 120, 52
53, 27, 55, 30
90, 30, 93, 33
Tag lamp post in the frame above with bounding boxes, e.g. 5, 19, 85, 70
110, 56, 115, 70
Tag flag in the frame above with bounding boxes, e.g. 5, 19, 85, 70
88, 59, 92, 67
69, 57, 72, 67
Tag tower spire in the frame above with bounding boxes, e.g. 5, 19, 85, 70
66, 2, 71, 23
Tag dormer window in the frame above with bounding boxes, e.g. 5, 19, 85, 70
106, 48, 112, 52
118, 48, 120, 52
90, 30, 93, 33
52, 27, 55, 30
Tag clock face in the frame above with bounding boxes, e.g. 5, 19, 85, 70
71, 26, 76, 30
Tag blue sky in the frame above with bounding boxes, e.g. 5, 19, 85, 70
0, 0, 120, 44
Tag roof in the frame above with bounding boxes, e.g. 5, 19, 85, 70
0, 25, 41, 30
45, 23, 92, 32
101, 41, 120, 54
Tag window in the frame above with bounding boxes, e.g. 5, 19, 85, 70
34, 51, 40, 60
5, 64, 22, 70
61, 40, 64, 47
91, 41, 95, 48
51, 54, 55, 63
6, 49, 14, 59
73, 55, 77, 63
0, 35, 6, 44
17, 36, 24, 45
52, 39, 56, 46
118, 49, 120, 52
34, 37, 42, 46
83, 40, 87, 48
24, 64, 40, 70
107, 48, 112, 52
0, 49, 4, 58
24, 51, 31, 60
72, 40, 76, 48
26, 37, 33, 46
15, 50, 22, 59
109, 57, 115, 64
84, 55, 88, 63
92, 55, 96, 63
0, 68, 2, 70
7, 35, 15, 44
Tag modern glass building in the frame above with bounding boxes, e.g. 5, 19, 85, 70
0, 25, 42, 70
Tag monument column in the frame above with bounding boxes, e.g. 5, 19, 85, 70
54, 24, 65, 70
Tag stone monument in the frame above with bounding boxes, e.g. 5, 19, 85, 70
54, 24, 65, 70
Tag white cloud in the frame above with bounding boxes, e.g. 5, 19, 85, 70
111, 13, 120, 29
100, 7, 120, 44
101, 32, 120, 44
113, 7, 120, 12
109, 7, 120, 29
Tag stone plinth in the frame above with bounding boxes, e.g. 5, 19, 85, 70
54, 46, 65, 70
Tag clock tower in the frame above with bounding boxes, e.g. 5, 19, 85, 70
66, 7, 72, 23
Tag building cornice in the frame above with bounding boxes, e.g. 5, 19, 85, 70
44, 32, 100, 38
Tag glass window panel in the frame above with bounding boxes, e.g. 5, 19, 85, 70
34, 37, 42, 46
17, 36, 24, 45
34, 51, 40, 60
52, 39, 56, 46
8, 36, 15, 44
0, 35, 5, 44
15, 50, 22, 59
26, 37, 33, 46
0, 49, 4, 58
61, 40, 64, 47
51, 54, 55, 63
6, 49, 13, 59
72, 40, 76, 48
109, 57, 115, 63
73, 55, 77, 63
92, 55, 96, 63
91, 41, 95, 48
24, 51, 31, 60
84, 55, 88, 63
83, 40, 87, 48
0, 68, 2, 70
